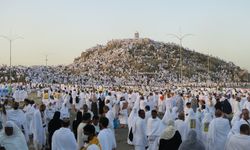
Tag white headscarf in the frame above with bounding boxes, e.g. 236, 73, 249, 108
128, 107, 138, 126
0, 121, 28, 150
162, 109, 173, 125
160, 120, 176, 140
130, 107, 139, 135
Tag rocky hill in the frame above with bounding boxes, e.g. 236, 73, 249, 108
72, 38, 248, 84
1, 38, 248, 85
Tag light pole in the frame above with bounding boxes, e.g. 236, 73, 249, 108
207, 54, 210, 81
167, 33, 193, 83
0, 34, 23, 82
45, 55, 48, 67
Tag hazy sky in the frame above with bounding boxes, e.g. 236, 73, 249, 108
0, 0, 249, 71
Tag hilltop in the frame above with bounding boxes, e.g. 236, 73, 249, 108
71, 37, 248, 85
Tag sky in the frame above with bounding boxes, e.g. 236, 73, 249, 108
0, 0, 249, 71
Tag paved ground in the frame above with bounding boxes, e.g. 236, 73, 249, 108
115, 128, 134, 150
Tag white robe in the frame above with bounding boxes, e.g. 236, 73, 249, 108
164, 98, 173, 112
231, 100, 241, 114
24, 104, 35, 135
98, 128, 116, 150
243, 101, 250, 111
207, 117, 230, 150
231, 111, 241, 127
158, 109, 174, 133
86, 144, 100, 150
146, 117, 161, 150
225, 134, 250, 150
171, 107, 178, 120
119, 101, 128, 125
145, 111, 151, 124
146, 97, 156, 111
75, 97, 84, 110
52, 127, 77, 150
158, 95, 164, 113
139, 100, 146, 111
127, 107, 138, 145
105, 110, 115, 129
31, 109, 46, 147
60, 104, 70, 119
133, 117, 147, 148
201, 113, 213, 150
185, 109, 201, 139
6, 109, 29, 142
20, 90, 28, 101
13, 90, 20, 102
175, 119, 188, 141
77, 122, 87, 149
229, 119, 250, 138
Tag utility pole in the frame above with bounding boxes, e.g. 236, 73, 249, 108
207, 54, 210, 81
167, 32, 193, 83
45, 55, 48, 67
0, 34, 23, 82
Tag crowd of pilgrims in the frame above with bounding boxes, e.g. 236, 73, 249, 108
0, 62, 246, 87
0, 83, 250, 150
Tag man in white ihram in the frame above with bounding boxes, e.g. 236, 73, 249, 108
207, 109, 230, 150
52, 118, 77, 150
146, 110, 161, 150
225, 124, 250, 150
98, 117, 116, 150
133, 109, 148, 150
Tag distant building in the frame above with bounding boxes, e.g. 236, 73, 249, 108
134, 32, 139, 39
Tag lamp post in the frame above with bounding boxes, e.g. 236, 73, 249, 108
0, 34, 23, 82
207, 54, 210, 81
167, 33, 193, 83
45, 55, 48, 67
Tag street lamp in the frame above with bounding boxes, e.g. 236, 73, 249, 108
0, 34, 23, 82
207, 54, 210, 81
167, 33, 193, 83
45, 55, 48, 67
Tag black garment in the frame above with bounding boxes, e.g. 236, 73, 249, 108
91, 102, 98, 116
75, 96, 80, 104
98, 97, 105, 115
48, 111, 62, 150
159, 131, 182, 150
0, 146, 5, 150
72, 111, 82, 139
69, 96, 73, 104
221, 99, 232, 114
214, 101, 223, 111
